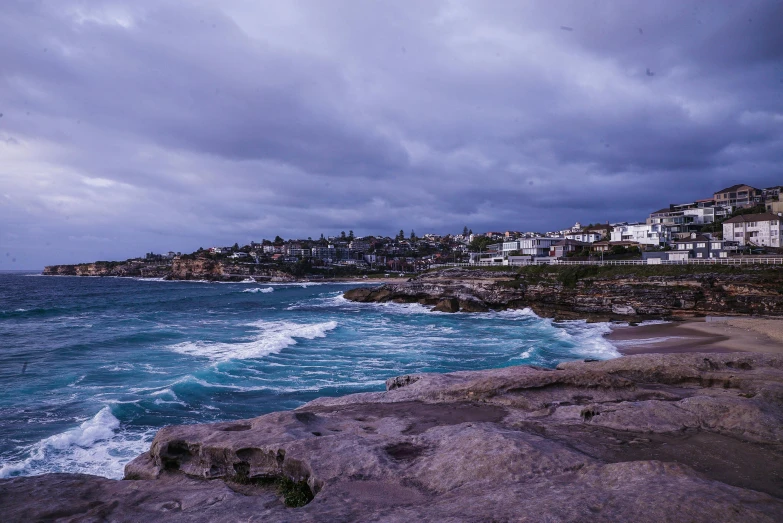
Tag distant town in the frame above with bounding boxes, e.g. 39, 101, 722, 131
131, 182, 783, 274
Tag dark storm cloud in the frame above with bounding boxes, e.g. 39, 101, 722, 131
1, 0, 782, 268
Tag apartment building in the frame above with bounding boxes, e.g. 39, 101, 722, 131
722, 212, 783, 247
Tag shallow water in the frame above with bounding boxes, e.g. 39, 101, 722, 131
0, 273, 620, 479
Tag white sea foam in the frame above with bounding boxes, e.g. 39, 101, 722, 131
242, 287, 274, 294
553, 320, 620, 359
0, 407, 153, 480
611, 336, 687, 347
167, 320, 338, 361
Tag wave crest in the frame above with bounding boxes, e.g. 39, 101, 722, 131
168, 320, 338, 361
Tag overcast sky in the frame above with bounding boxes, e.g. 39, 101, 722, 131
1, 0, 782, 268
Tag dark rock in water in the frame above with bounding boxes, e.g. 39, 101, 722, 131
2, 353, 782, 521
433, 297, 459, 313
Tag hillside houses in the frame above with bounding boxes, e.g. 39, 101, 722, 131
187, 181, 781, 273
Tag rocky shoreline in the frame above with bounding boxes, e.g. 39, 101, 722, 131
344, 267, 783, 320
42, 258, 299, 282
1, 352, 782, 521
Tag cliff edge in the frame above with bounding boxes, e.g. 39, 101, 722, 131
1, 352, 782, 522
344, 266, 783, 319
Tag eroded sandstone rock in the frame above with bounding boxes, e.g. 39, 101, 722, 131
2, 353, 782, 522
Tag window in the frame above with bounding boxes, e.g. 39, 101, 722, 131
735, 232, 743, 238
696, 253, 703, 258
711, 243, 721, 249
697, 243, 706, 248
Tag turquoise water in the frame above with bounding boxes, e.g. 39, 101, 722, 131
0, 273, 619, 479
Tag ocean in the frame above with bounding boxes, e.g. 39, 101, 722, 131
0, 272, 620, 479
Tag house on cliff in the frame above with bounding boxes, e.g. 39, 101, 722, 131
723, 212, 783, 248
713, 184, 762, 209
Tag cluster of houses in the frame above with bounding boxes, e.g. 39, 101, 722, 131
473, 183, 783, 265
184, 183, 782, 272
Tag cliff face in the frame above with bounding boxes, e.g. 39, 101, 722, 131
43, 259, 296, 282
344, 267, 783, 318
42, 261, 160, 277
2, 353, 782, 521
167, 258, 224, 280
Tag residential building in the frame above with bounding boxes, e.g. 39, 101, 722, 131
551, 240, 589, 258
564, 231, 602, 243
349, 239, 373, 252
722, 213, 783, 247
766, 201, 783, 215
501, 240, 521, 256
311, 245, 336, 261
713, 184, 762, 209
518, 237, 563, 257
763, 186, 783, 202
580, 224, 612, 240
671, 233, 736, 259
610, 223, 671, 246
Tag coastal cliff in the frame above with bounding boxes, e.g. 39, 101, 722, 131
43, 258, 295, 282
1, 352, 782, 521
344, 266, 783, 319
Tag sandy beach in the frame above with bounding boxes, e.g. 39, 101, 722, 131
608, 317, 783, 355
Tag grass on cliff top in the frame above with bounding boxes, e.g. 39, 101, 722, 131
515, 264, 783, 288
518, 264, 783, 278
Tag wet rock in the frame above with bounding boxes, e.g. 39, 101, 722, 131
2, 353, 782, 522
433, 298, 459, 313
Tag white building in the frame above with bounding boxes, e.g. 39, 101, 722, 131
610, 223, 671, 246
518, 237, 563, 257
722, 213, 783, 247
564, 231, 602, 243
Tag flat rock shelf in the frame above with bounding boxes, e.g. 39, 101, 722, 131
2, 352, 782, 522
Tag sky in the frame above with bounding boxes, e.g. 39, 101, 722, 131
1, 0, 782, 269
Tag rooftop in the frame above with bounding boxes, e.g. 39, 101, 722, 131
723, 212, 781, 224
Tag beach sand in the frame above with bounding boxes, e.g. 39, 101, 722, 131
608, 317, 783, 355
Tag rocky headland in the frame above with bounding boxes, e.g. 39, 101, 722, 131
344, 266, 783, 320
43, 258, 296, 282
2, 352, 782, 521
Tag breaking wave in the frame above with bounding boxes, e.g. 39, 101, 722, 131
0, 407, 151, 480
242, 287, 274, 293
167, 320, 338, 361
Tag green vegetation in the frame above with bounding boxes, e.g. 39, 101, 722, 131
517, 263, 783, 280
468, 236, 493, 252
232, 474, 314, 508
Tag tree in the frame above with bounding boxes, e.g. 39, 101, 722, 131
348, 230, 354, 241
463, 226, 469, 236
397, 229, 405, 241
469, 236, 492, 252
410, 229, 416, 241
468, 229, 473, 235
232, 243, 239, 251
340, 231, 347, 240
274, 235, 284, 245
